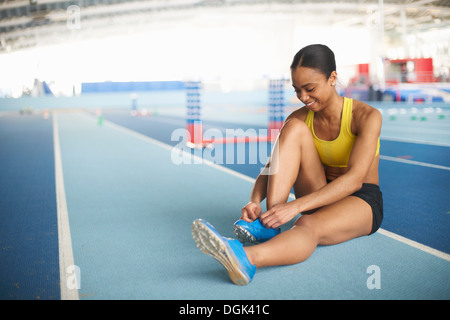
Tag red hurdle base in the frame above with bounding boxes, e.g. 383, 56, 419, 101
185, 122, 283, 148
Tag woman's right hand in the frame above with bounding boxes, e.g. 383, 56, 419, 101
241, 202, 262, 222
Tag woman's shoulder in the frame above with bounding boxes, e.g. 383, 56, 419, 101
351, 99, 382, 132
285, 106, 309, 122
351, 99, 382, 121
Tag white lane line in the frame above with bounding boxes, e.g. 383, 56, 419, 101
53, 114, 79, 300
380, 155, 450, 171
96, 115, 450, 262
381, 136, 450, 147
377, 229, 450, 262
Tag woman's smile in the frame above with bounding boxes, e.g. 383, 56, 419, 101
304, 100, 317, 108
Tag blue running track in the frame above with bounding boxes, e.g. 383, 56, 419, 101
0, 109, 449, 300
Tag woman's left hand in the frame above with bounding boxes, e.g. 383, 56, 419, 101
260, 202, 300, 229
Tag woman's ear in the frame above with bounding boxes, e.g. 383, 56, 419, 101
329, 71, 338, 86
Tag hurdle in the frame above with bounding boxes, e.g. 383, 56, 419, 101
184, 78, 285, 148
185, 80, 206, 148
268, 78, 285, 139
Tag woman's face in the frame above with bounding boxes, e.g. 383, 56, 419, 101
291, 66, 337, 111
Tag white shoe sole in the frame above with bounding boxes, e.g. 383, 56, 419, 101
192, 219, 251, 285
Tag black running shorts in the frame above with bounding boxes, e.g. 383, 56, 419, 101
350, 183, 383, 235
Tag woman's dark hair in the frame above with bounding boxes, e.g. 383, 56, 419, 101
290, 44, 336, 79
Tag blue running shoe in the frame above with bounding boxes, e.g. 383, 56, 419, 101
233, 219, 281, 244
192, 219, 256, 285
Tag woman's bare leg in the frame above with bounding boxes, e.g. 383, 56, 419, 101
244, 119, 372, 267
265, 119, 327, 209
245, 196, 372, 267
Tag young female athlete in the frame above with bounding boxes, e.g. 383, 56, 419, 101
192, 44, 383, 285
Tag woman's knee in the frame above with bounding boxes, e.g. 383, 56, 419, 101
293, 214, 319, 237
295, 214, 313, 227
279, 118, 312, 143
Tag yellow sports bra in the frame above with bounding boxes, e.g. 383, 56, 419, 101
305, 97, 380, 168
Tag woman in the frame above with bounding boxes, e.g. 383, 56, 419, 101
192, 44, 383, 285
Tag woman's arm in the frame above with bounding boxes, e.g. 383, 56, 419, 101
240, 162, 269, 222
250, 172, 268, 204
